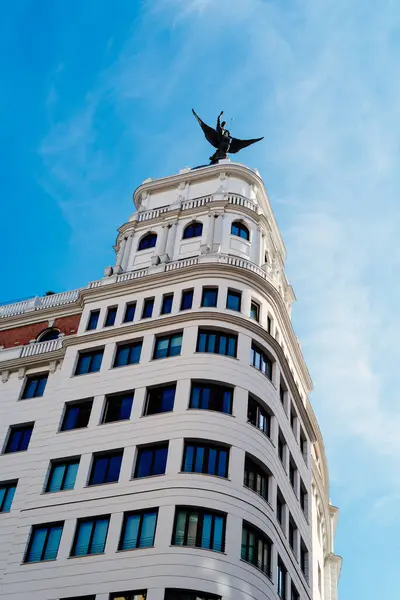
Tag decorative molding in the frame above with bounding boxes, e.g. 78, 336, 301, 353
1, 370, 9, 383
17, 366, 25, 380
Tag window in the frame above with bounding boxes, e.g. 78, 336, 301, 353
182, 441, 229, 478
102, 392, 133, 423
300, 540, 309, 578
231, 221, 249, 240
189, 382, 233, 414
61, 400, 93, 431
241, 522, 272, 576
74, 348, 103, 375
277, 557, 287, 599
153, 333, 182, 359
165, 591, 221, 600
244, 456, 270, 501
138, 233, 157, 251
0, 480, 17, 512
300, 429, 307, 460
119, 509, 158, 550
196, 329, 237, 357
290, 407, 297, 432
279, 384, 286, 406
4, 423, 33, 453
22, 373, 48, 399
104, 306, 117, 327
123, 302, 136, 323
142, 298, 154, 319
251, 344, 273, 380
46, 458, 79, 492
145, 385, 175, 415
89, 450, 123, 485
201, 287, 218, 308
172, 507, 226, 552
289, 516, 297, 554
300, 481, 308, 515
161, 293, 174, 314
226, 289, 241, 312
247, 395, 271, 437
250, 301, 260, 321
289, 459, 297, 492
180, 289, 193, 310
183, 221, 203, 239
134, 443, 168, 477
113, 341, 142, 367
318, 563, 322, 593
291, 584, 300, 600
278, 431, 286, 464
87, 309, 100, 331
37, 328, 60, 342
276, 489, 285, 527
71, 515, 110, 557
24, 522, 63, 563
267, 315, 272, 334
110, 593, 146, 600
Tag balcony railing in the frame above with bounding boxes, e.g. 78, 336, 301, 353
0, 338, 63, 363
0, 290, 80, 319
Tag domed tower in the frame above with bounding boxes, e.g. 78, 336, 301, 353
0, 160, 341, 600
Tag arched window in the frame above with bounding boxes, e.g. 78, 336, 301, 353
231, 221, 250, 241
138, 232, 157, 251
183, 221, 203, 239
37, 328, 60, 342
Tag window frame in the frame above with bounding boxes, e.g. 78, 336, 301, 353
182, 440, 229, 478
226, 289, 242, 312
134, 443, 169, 478
46, 457, 80, 493
110, 593, 147, 600
88, 450, 123, 486
21, 372, 48, 399
189, 381, 233, 415
250, 300, 260, 322
201, 287, 218, 308
86, 309, 100, 331
277, 556, 288, 599
247, 394, 271, 437
138, 232, 157, 251
180, 289, 194, 310
118, 509, 158, 550
141, 297, 154, 319
74, 348, 104, 376
241, 521, 272, 577
24, 521, 64, 563
164, 591, 221, 600
71, 515, 110, 557
161, 293, 174, 315
183, 221, 203, 239
113, 340, 142, 368
172, 506, 226, 553
251, 343, 273, 380
244, 455, 270, 502
231, 221, 250, 240
4, 423, 34, 454
123, 302, 136, 323
144, 384, 176, 415
196, 328, 238, 358
104, 306, 118, 327
153, 332, 183, 359
60, 399, 93, 432
0, 480, 17, 512
101, 391, 134, 424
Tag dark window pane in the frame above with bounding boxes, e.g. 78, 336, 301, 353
251, 344, 272, 380
196, 329, 237, 358
183, 222, 203, 239
182, 442, 229, 478
75, 350, 103, 375
22, 374, 48, 399
250, 302, 260, 321
153, 334, 182, 359
135, 444, 168, 478
244, 456, 269, 501
161, 294, 173, 314
231, 222, 250, 240
25, 523, 63, 563
0, 481, 17, 512
87, 310, 100, 331
71, 516, 110, 556
164, 590, 220, 600
5, 424, 33, 453
142, 298, 154, 318
114, 341, 142, 367
172, 508, 226, 553
124, 302, 136, 323
89, 452, 122, 485
226, 290, 241, 312
145, 385, 176, 415
104, 306, 117, 327
247, 396, 271, 437
189, 383, 233, 415
120, 510, 157, 550
61, 400, 92, 431
180, 290, 193, 310
138, 233, 157, 250
201, 288, 218, 308
103, 393, 133, 423
47, 459, 79, 492
241, 522, 271, 576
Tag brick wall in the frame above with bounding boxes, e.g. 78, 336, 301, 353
0, 313, 81, 348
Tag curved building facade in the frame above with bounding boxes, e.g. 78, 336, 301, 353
0, 161, 341, 600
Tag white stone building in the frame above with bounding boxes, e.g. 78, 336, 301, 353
0, 160, 341, 600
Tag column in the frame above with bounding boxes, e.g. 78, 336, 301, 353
250, 225, 260, 264
121, 232, 134, 271
114, 236, 127, 273
166, 220, 178, 261
158, 223, 169, 262
259, 228, 266, 266
212, 211, 224, 252
207, 211, 216, 246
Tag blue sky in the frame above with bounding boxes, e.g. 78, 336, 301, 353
1, 0, 400, 597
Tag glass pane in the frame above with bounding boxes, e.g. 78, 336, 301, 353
28, 527, 47, 562
124, 304, 136, 322
207, 334, 216, 353
169, 334, 182, 356
218, 336, 227, 355
2, 486, 16, 512
23, 379, 36, 398
76, 354, 91, 375
122, 514, 140, 549
201, 514, 212, 549
116, 346, 130, 367
228, 337, 236, 357
187, 512, 198, 546
0, 487, 6, 510
36, 376, 47, 396
44, 525, 62, 560
217, 450, 227, 478
120, 396, 133, 419
64, 462, 79, 490
223, 390, 232, 414
74, 521, 92, 556
208, 449, 217, 475
130, 343, 142, 364
155, 338, 169, 359
91, 456, 108, 484
213, 516, 224, 551
161, 387, 175, 411
190, 386, 200, 408
183, 445, 194, 471
107, 454, 122, 482
162, 295, 173, 314
194, 447, 204, 473
197, 332, 207, 352
137, 450, 153, 477
8, 430, 22, 452
48, 464, 65, 492
140, 512, 157, 547
153, 446, 168, 475
91, 518, 108, 554
142, 300, 154, 318
21, 428, 32, 450
174, 511, 186, 545
91, 351, 103, 372
63, 406, 78, 430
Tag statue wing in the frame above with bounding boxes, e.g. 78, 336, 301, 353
229, 136, 264, 154
192, 109, 219, 149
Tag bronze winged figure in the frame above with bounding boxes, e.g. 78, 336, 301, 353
192, 109, 263, 164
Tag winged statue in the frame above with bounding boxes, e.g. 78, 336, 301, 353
192, 109, 263, 164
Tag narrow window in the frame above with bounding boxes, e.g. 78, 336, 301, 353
251, 343, 273, 380
0, 480, 17, 512
153, 333, 182, 359
119, 509, 158, 550
172, 507, 226, 552
244, 455, 270, 501
86, 309, 100, 331
102, 392, 133, 423
267, 315, 272, 334
113, 341, 142, 367
60, 400, 93, 431
142, 298, 154, 319
201, 287, 218, 308
276, 489, 285, 528
279, 383, 286, 406
300, 539, 309, 579
24, 522, 63, 562
144, 385, 176, 415
288, 516, 297, 555
300, 429, 308, 462
134, 443, 168, 477
138, 233, 157, 251
250, 301, 260, 321
46, 458, 80, 492
290, 407, 297, 433
74, 348, 104, 375
180, 289, 194, 310
4, 423, 34, 453
289, 458, 297, 492
241, 521, 272, 576
300, 481, 308, 515
161, 293, 174, 315
247, 395, 271, 437
22, 373, 48, 399
277, 556, 287, 599
278, 431, 286, 464
189, 382, 233, 414
88, 450, 123, 485
231, 221, 250, 240
196, 329, 237, 357
291, 584, 300, 600
104, 306, 117, 327
123, 302, 136, 323
71, 515, 110, 556
182, 441, 229, 478
226, 289, 242, 312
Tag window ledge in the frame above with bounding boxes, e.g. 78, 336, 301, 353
179, 471, 231, 481
85, 481, 119, 488
170, 545, 227, 556
117, 545, 155, 553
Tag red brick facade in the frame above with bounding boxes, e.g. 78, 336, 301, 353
0, 313, 81, 349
